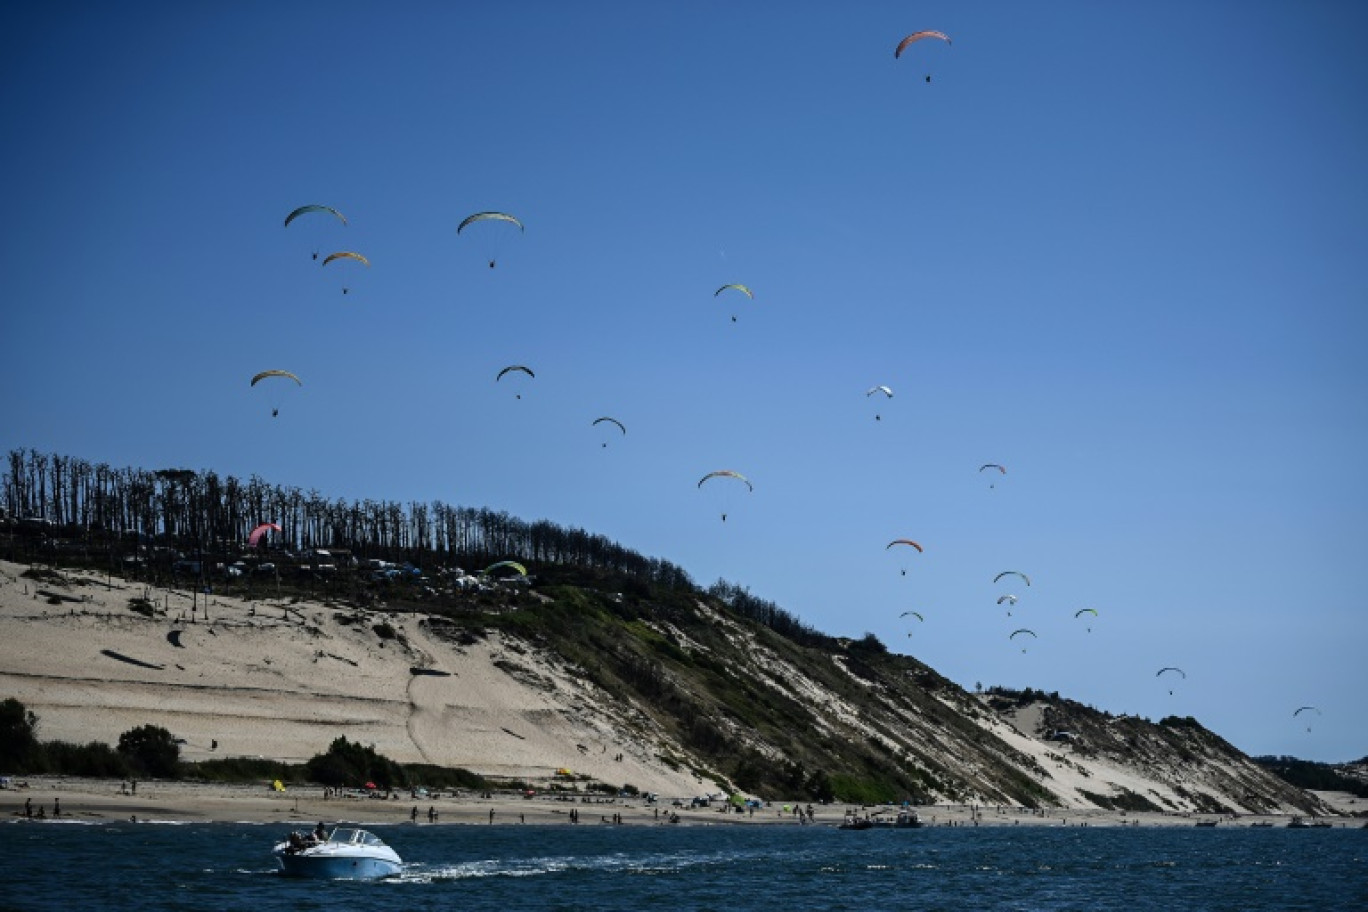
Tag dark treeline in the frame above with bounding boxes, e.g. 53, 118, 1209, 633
2, 449, 820, 644
1, 448, 689, 587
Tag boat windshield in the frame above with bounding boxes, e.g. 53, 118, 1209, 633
331, 828, 386, 846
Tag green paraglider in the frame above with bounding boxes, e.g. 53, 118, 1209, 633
482, 561, 528, 577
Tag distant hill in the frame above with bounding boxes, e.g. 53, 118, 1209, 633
0, 449, 1336, 814
1253, 755, 1368, 800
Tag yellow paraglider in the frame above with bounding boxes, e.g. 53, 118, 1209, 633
322, 251, 370, 294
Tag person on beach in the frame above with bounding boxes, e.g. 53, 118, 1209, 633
489, 808, 495, 824
410, 806, 418, 823
428, 806, 436, 823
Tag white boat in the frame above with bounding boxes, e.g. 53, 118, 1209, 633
273, 827, 403, 879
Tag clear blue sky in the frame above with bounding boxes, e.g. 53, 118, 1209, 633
3, 2, 1364, 763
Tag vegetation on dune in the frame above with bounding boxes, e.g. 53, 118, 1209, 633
1, 700, 493, 791
1255, 755, 1368, 800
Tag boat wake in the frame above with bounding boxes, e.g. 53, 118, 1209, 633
393, 847, 776, 884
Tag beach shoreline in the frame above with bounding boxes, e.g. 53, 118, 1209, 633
5, 777, 1360, 829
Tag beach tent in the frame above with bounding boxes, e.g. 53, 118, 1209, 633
271, 779, 285, 792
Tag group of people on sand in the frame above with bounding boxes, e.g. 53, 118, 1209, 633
20, 797, 60, 819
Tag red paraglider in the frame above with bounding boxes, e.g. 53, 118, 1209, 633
249, 522, 282, 548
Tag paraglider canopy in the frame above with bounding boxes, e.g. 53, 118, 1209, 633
886, 539, 922, 575
321, 251, 369, 268
715, 283, 753, 299
894, 30, 952, 58
698, 470, 752, 492
249, 522, 282, 548
284, 204, 347, 228
250, 370, 301, 387
496, 365, 535, 382
895, 30, 951, 84
593, 416, 626, 434
994, 570, 1031, 587
458, 211, 524, 234
482, 560, 528, 577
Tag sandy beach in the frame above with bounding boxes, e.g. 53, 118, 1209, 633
5, 776, 1361, 830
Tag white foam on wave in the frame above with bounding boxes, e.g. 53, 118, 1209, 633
391, 847, 750, 884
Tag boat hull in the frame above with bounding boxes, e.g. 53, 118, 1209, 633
275, 852, 402, 879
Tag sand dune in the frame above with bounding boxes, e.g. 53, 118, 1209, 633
0, 560, 709, 796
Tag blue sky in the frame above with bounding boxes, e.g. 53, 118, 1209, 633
2, 2, 1365, 763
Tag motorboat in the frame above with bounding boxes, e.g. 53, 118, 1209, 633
273, 827, 403, 879
893, 809, 923, 828
839, 808, 922, 829
838, 816, 874, 830
1286, 816, 1332, 829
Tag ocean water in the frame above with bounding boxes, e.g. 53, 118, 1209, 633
2, 819, 1364, 912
